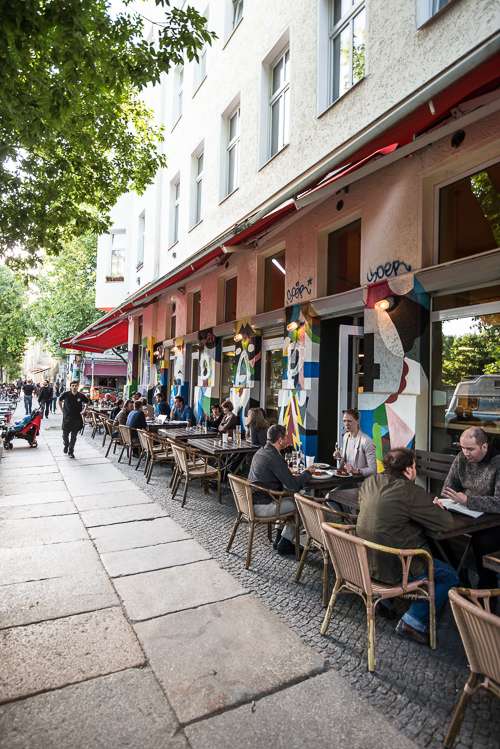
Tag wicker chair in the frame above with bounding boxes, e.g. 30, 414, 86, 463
144, 432, 173, 484
294, 494, 357, 607
444, 587, 500, 748
117, 424, 134, 465
320, 522, 436, 672
169, 440, 221, 507
227, 474, 300, 569
104, 418, 122, 458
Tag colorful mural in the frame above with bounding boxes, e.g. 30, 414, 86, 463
358, 275, 430, 467
198, 328, 220, 388
125, 343, 138, 397
170, 337, 189, 406
233, 319, 261, 388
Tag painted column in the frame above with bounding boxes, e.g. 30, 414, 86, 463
125, 317, 139, 398
193, 328, 221, 422
358, 275, 430, 469
279, 303, 320, 459
170, 337, 189, 408
230, 319, 262, 431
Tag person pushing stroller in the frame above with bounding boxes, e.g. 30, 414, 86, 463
58, 380, 89, 458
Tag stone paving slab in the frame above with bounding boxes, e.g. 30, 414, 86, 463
0, 501, 77, 521
117, 560, 246, 621
135, 594, 326, 724
0, 472, 64, 487
0, 465, 60, 478
0, 571, 119, 628
184, 670, 419, 749
0, 667, 188, 749
0, 515, 88, 548
89, 517, 190, 554
101, 538, 212, 578
0, 540, 103, 585
0, 489, 72, 508
0, 479, 66, 496
60, 464, 125, 484
68, 479, 140, 497
0, 455, 57, 468
53, 457, 112, 468
72, 489, 154, 512
0, 608, 145, 704
80, 502, 168, 527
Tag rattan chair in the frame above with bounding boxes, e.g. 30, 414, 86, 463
144, 432, 173, 483
117, 424, 134, 465
104, 418, 122, 457
320, 522, 436, 672
227, 474, 300, 569
444, 587, 500, 747
294, 494, 357, 607
169, 440, 221, 507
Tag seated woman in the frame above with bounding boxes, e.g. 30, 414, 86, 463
246, 407, 269, 445
218, 400, 238, 435
328, 408, 377, 507
206, 403, 223, 430
140, 397, 155, 419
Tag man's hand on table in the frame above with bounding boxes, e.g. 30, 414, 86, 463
441, 486, 468, 506
305, 464, 316, 475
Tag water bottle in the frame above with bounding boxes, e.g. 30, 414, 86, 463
298, 442, 305, 473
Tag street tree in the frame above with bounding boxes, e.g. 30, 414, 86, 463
0, 265, 29, 380
0, 0, 215, 274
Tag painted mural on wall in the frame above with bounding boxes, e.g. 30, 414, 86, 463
279, 387, 318, 459
170, 337, 189, 406
125, 343, 138, 396
358, 275, 430, 468
197, 328, 220, 388
233, 319, 261, 388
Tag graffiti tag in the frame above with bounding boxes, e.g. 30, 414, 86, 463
366, 260, 412, 284
286, 279, 312, 304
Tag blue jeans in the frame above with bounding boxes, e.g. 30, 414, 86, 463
402, 557, 459, 633
24, 395, 32, 414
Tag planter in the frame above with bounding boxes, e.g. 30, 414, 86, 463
105, 276, 124, 282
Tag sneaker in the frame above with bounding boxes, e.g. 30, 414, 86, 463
273, 529, 282, 550
277, 537, 296, 556
68, 453, 75, 459
395, 619, 429, 645
63, 446, 68, 454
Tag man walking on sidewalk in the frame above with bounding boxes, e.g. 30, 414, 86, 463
58, 380, 89, 458
38, 380, 53, 419
22, 379, 35, 414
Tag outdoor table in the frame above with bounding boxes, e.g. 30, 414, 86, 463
186, 436, 259, 476
157, 426, 212, 440
147, 420, 189, 433
483, 550, 500, 575
305, 471, 365, 499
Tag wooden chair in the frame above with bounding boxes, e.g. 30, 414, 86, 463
104, 418, 122, 457
444, 587, 500, 748
117, 424, 134, 465
320, 522, 436, 672
144, 432, 173, 484
415, 450, 455, 492
294, 494, 357, 607
227, 474, 300, 569
169, 440, 221, 507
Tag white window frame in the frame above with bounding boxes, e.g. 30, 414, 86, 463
110, 231, 126, 278
172, 65, 184, 126
258, 29, 291, 168
194, 7, 209, 93
169, 175, 181, 248
190, 142, 204, 229
269, 47, 290, 159
137, 211, 145, 269
226, 106, 240, 197
223, 0, 243, 43
416, 0, 458, 29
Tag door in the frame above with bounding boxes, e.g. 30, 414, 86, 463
338, 325, 364, 441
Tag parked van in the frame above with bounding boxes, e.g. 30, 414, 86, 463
445, 374, 500, 444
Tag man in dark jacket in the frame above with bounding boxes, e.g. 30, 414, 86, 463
248, 424, 315, 555
38, 380, 53, 419
126, 400, 148, 443
442, 426, 500, 591
58, 381, 89, 458
155, 393, 171, 417
22, 380, 35, 414
356, 447, 458, 645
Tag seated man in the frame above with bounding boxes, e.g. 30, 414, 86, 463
110, 398, 124, 421
113, 399, 133, 437
356, 447, 458, 645
155, 392, 171, 418
126, 400, 147, 444
442, 426, 500, 592
247, 424, 315, 556
171, 395, 196, 426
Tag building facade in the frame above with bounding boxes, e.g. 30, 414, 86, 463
66, 0, 500, 463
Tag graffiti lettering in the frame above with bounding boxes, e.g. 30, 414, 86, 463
366, 260, 412, 284
286, 281, 312, 304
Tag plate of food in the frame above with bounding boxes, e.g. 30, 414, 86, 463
311, 469, 334, 479
314, 462, 330, 469
333, 469, 353, 477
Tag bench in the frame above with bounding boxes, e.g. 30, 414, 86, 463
416, 450, 455, 491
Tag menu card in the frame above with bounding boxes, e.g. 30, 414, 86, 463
439, 498, 483, 518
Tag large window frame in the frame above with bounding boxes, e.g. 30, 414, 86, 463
328, 0, 365, 105
171, 178, 181, 247
110, 231, 126, 278
269, 47, 290, 160
226, 107, 240, 197
172, 65, 184, 126
416, 0, 459, 29
192, 150, 204, 228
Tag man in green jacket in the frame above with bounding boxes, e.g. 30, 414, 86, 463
356, 447, 458, 645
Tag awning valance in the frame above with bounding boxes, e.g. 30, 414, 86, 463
61, 319, 129, 354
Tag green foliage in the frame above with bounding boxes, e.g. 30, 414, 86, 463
470, 171, 500, 246
0, 265, 29, 378
0, 0, 215, 273
29, 232, 102, 356
441, 326, 500, 389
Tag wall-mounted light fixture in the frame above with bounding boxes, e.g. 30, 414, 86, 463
286, 321, 300, 332
178, 286, 186, 296
374, 296, 395, 311
272, 258, 286, 275
234, 333, 243, 342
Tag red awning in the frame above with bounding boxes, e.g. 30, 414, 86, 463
84, 362, 127, 377
61, 319, 129, 353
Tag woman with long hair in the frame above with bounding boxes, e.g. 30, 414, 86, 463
246, 407, 269, 446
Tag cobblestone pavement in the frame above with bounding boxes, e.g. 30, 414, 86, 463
77, 427, 500, 749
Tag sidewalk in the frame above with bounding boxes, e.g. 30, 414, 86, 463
0, 404, 421, 748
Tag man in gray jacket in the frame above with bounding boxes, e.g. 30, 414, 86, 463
112, 399, 134, 437
442, 426, 500, 592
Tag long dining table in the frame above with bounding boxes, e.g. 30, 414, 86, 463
186, 436, 260, 476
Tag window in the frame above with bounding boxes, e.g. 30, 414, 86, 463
194, 152, 204, 226
264, 249, 286, 312
226, 107, 240, 196
436, 159, 500, 265
224, 276, 237, 322
171, 178, 180, 246
192, 290, 201, 332
220, 338, 235, 402
224, 0, 243, 42
269, 48, 290, 159
110, 231, 126, 277
137, 212, 145, 269
170, 304, 177, 340
328, 0, 365, 105
232, 0, 243, 28
416, 0, 457, 28
327, 219, 361, 295
173, 65, 184, 124
194, 9, 209, 91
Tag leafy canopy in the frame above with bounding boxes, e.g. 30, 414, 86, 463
0, 0, 215, 272
0, 265, 29, 380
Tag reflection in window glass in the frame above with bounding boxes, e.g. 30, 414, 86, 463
224, 276, 237, 322
264, 250, 286, 312
110, 232, 126, 277
221, 343, 235, 402
192, 290, 201, 332
431, 312, 500, 456
269, 49, 290, 158
264, 348, 283, 425
330, 1, 365, 104
327, 219, 361, 295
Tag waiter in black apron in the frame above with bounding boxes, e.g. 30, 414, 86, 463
58, 380, 89, 458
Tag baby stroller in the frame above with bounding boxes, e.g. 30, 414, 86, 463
1, 407, 43, 449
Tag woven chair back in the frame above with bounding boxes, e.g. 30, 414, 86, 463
295, 495, 328, 545
228, 475, 255, 519
321, 523, 373, 594
171, 442, 189, 474
449, 588, 500, 685
104, 419, 114, 438
137, 429, 150, 454
118, 424, 133, 446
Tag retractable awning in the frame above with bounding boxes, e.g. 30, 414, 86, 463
61, 319, 129, 354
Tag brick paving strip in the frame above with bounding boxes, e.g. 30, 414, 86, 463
0, 406, 494, 748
